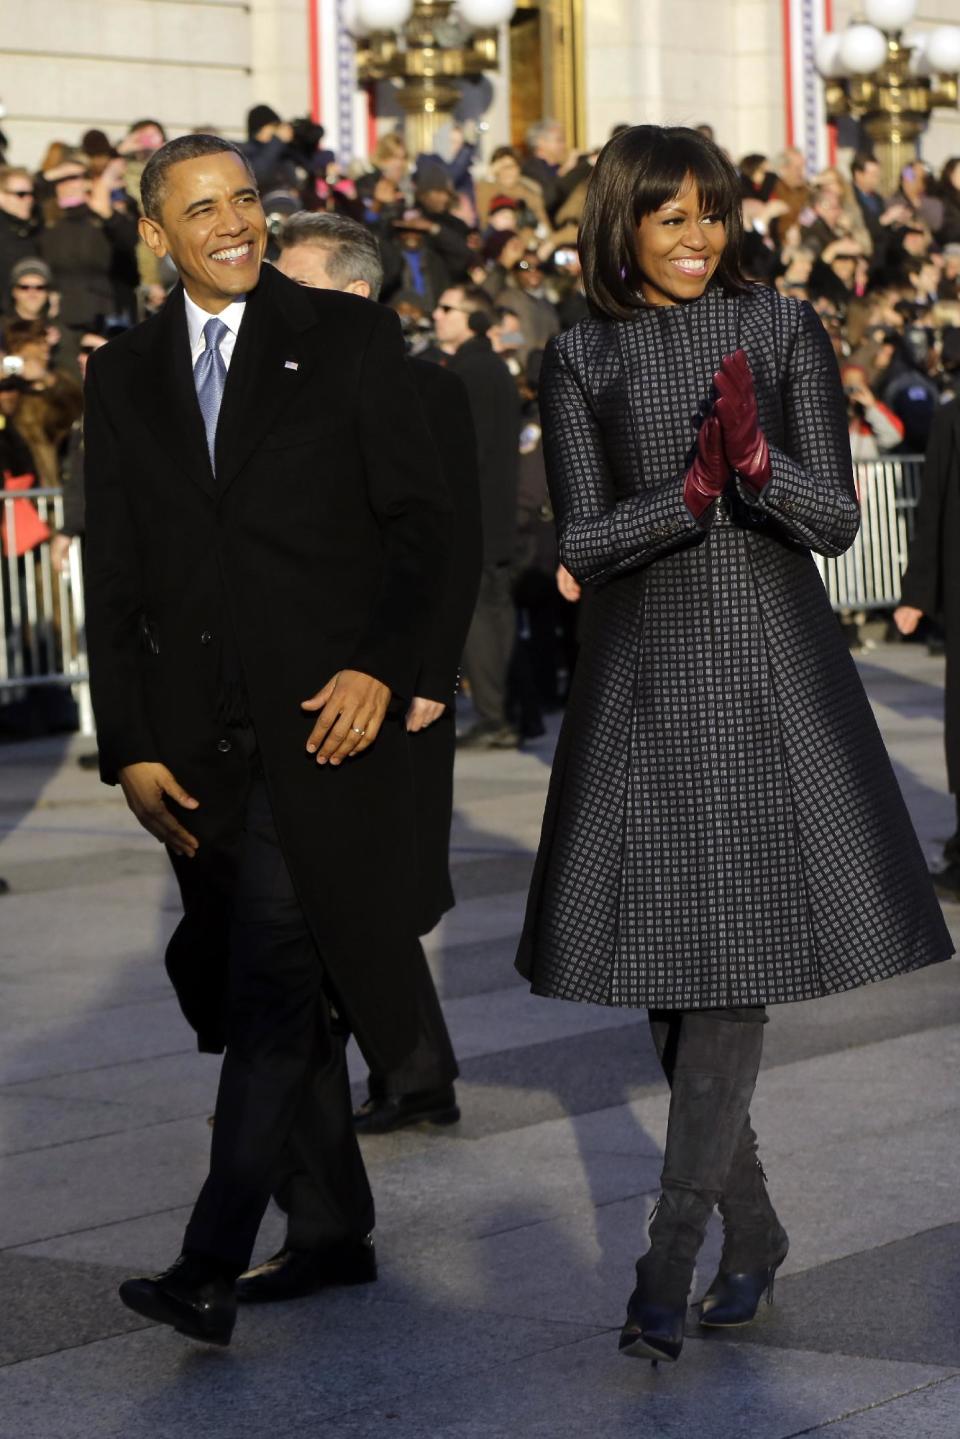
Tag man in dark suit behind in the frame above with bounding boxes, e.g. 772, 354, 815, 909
431, 285, 522, 748
267, 214, 482, 1166
83, 135, 450, 1345
894, 397, 960, 893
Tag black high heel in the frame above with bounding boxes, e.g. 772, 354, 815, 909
619, 1252, 689, 1365
698, 1240, 788, 1328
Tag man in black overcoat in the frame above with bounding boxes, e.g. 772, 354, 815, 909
895, 397, 960, 892
267, 216, 482, 1160
432, 285, 522, 747
82, 136, 450, 1345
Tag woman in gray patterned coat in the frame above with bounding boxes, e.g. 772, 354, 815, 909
516, 127, 952, 1365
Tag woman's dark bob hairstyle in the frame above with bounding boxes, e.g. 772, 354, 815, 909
580, 125, 748, 321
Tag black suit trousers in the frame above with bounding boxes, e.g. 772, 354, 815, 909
183, 767, 374, 1272
463, 562, 516, 728
360, 937, 458, 1100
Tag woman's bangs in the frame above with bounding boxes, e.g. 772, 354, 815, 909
635, 139, 737, 224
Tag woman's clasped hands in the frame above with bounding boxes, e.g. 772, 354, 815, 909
683, 350, 772, 519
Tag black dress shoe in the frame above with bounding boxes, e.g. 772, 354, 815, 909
236, 1235, 377, 1303
353, 1085, 460, 1134
456, 723, 520, 751
118, 1255, 236, 1345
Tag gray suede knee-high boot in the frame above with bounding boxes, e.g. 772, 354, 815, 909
698, 1115, 789, 1326
620, 1013, 765, 1364
647, 1010, 788, 1326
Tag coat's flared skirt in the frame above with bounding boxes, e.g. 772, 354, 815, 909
517, 524, 953, 1009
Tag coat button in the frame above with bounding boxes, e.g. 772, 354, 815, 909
217, 738, 232, 753
201, 631, 212, 645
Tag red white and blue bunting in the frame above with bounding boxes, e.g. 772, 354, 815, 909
783, 0, 836, 172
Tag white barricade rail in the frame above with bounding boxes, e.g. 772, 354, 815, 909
815, 456, 924, 612
0, 461, 930, 738
0, 488, 93, 735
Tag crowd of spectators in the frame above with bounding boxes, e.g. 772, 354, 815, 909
2, 107, 959, 745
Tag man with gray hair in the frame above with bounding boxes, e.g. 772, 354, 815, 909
278, 210, 385, 297
771, 146, 812, 237
521, 119, 595, 224
230, 213, 483, 1302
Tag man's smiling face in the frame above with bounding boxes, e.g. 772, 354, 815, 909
139, 151, 267, 312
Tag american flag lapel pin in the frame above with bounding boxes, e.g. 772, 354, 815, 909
284, 359, 299, 371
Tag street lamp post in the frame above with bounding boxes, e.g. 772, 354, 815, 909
817, 0, 960, 195
349, 0, 516, 153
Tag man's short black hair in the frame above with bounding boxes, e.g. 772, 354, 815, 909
128, 118, 167, 140
140, 134, 256, 222
851, 151, 878, 178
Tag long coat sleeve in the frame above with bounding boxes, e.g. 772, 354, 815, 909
83, 359, 161, 778
518, 283, 951, 1009
542, 299, 859, 588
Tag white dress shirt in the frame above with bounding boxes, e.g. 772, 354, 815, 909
184, 291, 247, 372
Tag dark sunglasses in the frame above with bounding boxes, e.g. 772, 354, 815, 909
14, 281, 48, 292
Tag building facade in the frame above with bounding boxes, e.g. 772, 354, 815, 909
2, 0, 958, 174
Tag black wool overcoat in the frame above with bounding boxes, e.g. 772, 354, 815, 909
900, 399, 960, 791
407, 359, 483, 933
447, 335, 522, 565
517, 284, 952, 1009
83, 265, 451, 1068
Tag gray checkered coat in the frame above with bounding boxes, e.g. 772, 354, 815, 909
516, 283, 952, 1008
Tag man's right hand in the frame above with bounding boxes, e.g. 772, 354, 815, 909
118, 762, 200, 858
893, 605, 924, 637
556, 564, 582, 604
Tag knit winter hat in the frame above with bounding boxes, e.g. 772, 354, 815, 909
247, 104, 281, 139
10, 258, 54, 287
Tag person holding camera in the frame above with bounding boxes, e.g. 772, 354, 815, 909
0, 317, 81, 487
876, 327, 940, 453
481, 233, 560, 353
0, 166, 41, 297
521, 121, 595, 226
38, 151, 140, 361
841, 361, 904, 460
239, 105, 300, 196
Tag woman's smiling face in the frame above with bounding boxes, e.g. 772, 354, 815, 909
634, 175, 727, 307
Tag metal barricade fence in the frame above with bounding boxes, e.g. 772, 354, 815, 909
0, 460, 930, 737
1, 487, 93, 735
814, 455, 924, 612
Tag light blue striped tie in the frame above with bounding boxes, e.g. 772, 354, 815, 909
193, 316, 228, 473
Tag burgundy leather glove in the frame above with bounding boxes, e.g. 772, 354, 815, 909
683, 414, 730, 520
713, 349, 771, 491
